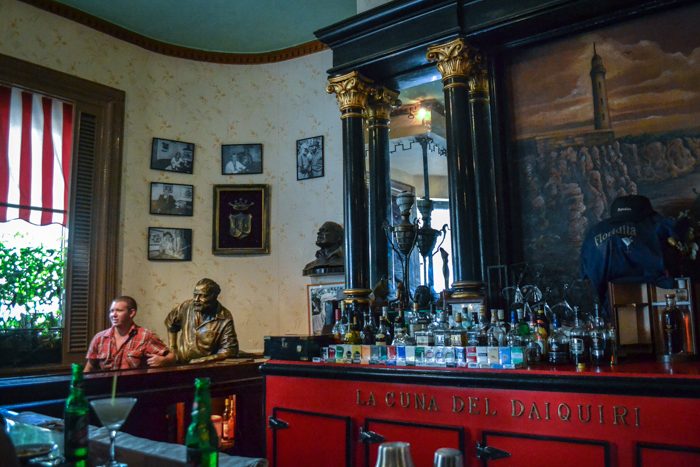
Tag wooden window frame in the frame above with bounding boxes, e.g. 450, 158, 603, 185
0, 53, 124, 371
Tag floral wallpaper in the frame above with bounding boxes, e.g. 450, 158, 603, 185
1, 0, 345, 351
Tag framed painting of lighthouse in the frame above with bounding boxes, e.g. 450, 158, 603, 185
212, 184, 270, 255
506, 2, 700, 285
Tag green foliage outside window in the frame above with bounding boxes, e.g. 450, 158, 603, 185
0, 240, 64, 332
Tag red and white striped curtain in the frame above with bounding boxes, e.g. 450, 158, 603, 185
0, 84, 74, 226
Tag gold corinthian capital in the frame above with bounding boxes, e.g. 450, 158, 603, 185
366, 86, 401, 121
468, 52, 490, 94
326, 71, 373, 117
426, 38, 478, 81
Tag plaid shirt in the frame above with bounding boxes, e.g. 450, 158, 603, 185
86, 324, 170, 370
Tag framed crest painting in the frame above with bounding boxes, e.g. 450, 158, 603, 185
213, 184, 270, 255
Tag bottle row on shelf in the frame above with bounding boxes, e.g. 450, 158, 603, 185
330, 297, 618, 369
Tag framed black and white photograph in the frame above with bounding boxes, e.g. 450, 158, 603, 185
222, 144, 263, 175
148, 227, 192, 261
149, 182, 193, 216
296, 135, 324, 180
150, 137, 194, 174
307, 282, 343, 335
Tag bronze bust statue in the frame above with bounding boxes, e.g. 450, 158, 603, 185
303, 221, 344, 276
164, 278, 239, 363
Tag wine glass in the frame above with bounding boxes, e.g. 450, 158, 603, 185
89, 397, 137, 467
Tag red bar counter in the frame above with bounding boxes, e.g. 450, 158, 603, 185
261, 359, 700, 467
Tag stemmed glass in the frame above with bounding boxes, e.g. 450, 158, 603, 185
89, 397, 137, 467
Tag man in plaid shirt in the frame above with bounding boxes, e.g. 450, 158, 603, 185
85, 296, 175, 371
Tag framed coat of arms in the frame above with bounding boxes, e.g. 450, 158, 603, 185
213, 184, 270, 255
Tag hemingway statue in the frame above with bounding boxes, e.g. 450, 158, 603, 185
165, 278, 239, 363
303, 221, 344, 276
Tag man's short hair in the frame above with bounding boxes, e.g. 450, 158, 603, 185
195, 278, 221, 296
113, 296, 137, 311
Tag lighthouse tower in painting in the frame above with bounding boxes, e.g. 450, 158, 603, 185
590, 43, 612, 130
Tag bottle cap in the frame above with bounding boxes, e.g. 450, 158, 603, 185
577, 363, 586, 371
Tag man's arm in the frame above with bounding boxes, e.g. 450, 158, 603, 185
164, 304, 182, 360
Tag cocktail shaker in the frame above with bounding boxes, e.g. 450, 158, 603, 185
433, 447, 463, 467
375, 441, 415, 467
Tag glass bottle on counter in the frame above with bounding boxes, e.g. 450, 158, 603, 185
476, 306, 490, 345
429, 309, 450, 346
569, 306, 590, 366
186, 377, 219, 467
507, 311, 523, 347
450, 312, 467, 346
498, 309, 510, 334
547, 315, 569, 365
64, 363, 89, 467
331, 307, 346, 344
375, 307, 391, 346
589, 304, 609, 366
661, 293, 686, 357
487, 312, 505, 346
391, 313, 413, 345
344, 316, 362, 345
361, 311, 377, 345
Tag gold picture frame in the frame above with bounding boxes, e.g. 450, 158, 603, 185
212, 184, 270, 255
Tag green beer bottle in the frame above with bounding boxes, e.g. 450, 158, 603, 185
186, 377, 219, 466
64, 363, 89, 466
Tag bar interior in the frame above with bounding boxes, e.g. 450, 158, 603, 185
1, 0, 699, 466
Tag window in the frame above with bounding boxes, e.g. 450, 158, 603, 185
0, 53, 125, 369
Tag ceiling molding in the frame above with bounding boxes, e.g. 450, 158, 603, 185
19, 0, 328, 64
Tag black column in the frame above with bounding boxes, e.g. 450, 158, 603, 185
366, 87, 398, 293
327, 71, 373, 304
427, 38, 483, 299
468, 55, 501, 282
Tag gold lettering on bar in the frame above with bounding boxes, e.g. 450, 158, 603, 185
426, 37, 479, 87
366, 86, 401, 123
356, 389, 643, 428
326, 71, 373, 119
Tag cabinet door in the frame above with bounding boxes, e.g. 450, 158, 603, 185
638, 443, 700, 467
269, 408, 352, 467
363, 418, 465, 467
481, 432, 610, 466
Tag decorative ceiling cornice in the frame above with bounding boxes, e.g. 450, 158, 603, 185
19, 0, 328, 64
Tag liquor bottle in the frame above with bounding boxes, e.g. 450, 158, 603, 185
547, 315, 569, 365
506, 310, 523, 347
569, 306, 590, 366
331, 307, 346, 344
222, 397, 232, 442
516, 307, 531, 339
533, 308, 549, 357
375, 307, 391, 346
344, 316, 361, 345
64, 363, 89, 466
476, 306, 490, 345
449, 312, 467, 347
498, 309, 510, 334
429, 309, 449, 346
661, 293, 685, 355
589, 304, 608, 365
361, 311, 377, 345
186, 377, 219, 467
460, 305, 472, 330
487, 312, 505, 347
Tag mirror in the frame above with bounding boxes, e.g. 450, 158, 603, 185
388, 79, 451, 297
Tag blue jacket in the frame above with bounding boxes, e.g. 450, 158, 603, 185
580, 214, 676, 305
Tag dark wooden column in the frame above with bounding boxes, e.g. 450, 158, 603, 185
427, 38, 483, 299
366, 86, 399, 292
326, 71, 373, 305
468, 53, 503, 282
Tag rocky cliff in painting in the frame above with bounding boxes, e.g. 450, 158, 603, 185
517, 132, 700, 279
